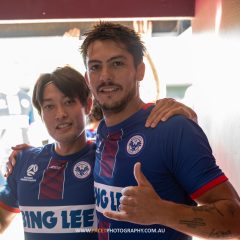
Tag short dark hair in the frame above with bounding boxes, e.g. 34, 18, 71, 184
80, 22, 146, 68
32, 66, 91, 115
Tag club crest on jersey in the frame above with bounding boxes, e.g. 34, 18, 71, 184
73, 161, 91, 179
126, 134, 145, 155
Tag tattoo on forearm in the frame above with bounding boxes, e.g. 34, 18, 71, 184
209, 229, 232, 238
192, 204, 224, 217
179, 218, 206, 228
226, 204, 236, 217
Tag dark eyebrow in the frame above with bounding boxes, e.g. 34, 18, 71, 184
87, 59, 101, 65
108, 56, 126, 63
42, 94, 69, 104
42, 98, 53, 103
87, 55, 126, 65
108, 56, 126, 61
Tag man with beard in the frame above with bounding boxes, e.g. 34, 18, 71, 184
3, 64, 198, 240
81, 22, 240, 240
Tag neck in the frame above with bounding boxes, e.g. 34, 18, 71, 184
103, 99, 144, 127
54, 135, 87, 156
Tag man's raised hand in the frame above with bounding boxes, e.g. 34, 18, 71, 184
104, 162, 164, 225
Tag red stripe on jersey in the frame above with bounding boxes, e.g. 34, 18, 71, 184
190, 175, 228, 199
98, 220, 110, 240
100, 131, 123, 178
39, 159, 68, 200
142, 103, 154, 110
0, 201, 20, 213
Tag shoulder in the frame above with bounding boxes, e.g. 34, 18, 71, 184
165, 114, 193, 124
161, 115, 201, 131
18, 144, 52, 160
12, 144, 52, 176
154, 115, 208, 145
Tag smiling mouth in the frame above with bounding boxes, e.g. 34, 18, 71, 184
56, 123, 72, 129
98, 86, 121, 93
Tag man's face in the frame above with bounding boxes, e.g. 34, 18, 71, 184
41, 83, 88, 145
85, 40, 144, 114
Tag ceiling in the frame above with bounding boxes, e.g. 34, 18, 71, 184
1, 0, 195, 21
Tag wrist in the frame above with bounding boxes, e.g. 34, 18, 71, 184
154, 199, 176, 226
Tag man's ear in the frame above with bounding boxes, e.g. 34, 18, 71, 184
136, 62, 145, 82
85, 97, 93, 115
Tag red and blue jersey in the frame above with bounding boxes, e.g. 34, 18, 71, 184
0, 143, 97, 240
94, 104, 227, 240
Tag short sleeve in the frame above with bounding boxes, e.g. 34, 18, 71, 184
0, 155, 21, 213
165, 116, 227, 199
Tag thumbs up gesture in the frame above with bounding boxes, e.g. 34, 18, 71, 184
104, 162, 165, 225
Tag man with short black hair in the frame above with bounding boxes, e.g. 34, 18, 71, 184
81, 22, 240, 240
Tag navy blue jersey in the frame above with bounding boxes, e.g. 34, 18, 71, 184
0, 142, 97, 240
94, 104, 227, 240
